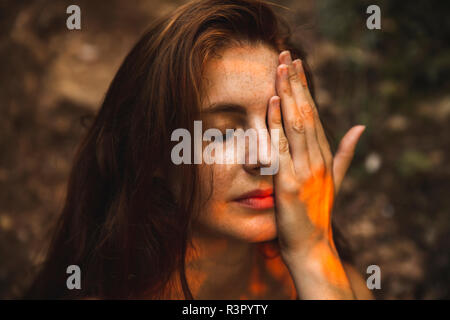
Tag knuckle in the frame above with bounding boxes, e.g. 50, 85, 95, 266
311, 162, 325, 176
278, 137, 290, 153
301, 103, 314, 120
272, 116, 282, 125
301, 102, 314, 114
301, 166, 313, 181
281, 85, 292, 95
291, 116, 305, 134
288, 72, 301, 83
279, 176, 300, 195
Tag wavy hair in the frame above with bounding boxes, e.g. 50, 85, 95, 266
25, 0, 350, 299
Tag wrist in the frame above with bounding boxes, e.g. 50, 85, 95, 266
281, 240, 355, 299
280, 231, 334, 266
281, 238, 334, 271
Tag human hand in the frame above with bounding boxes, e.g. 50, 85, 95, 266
267, 50, 365, 298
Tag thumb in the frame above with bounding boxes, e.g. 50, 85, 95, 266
333, 125, 366, 193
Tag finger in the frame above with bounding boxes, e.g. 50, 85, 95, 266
267, 95, 299, 189
333, 125, 366, 192
282, 60, 323, 175
279, 53, 309, 111
275, 64, 309, 178
268, 96, 313, 236
292, 59, 333, 171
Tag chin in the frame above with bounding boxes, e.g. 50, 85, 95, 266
199, 205, 279, 243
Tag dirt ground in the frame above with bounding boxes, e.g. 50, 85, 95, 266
0, 0, 449, 299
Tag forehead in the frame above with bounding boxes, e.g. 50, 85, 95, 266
201, 44, 279, 110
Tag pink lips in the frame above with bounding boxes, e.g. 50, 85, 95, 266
233, 188, 274, 210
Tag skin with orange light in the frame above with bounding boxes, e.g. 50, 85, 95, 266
171, 44, 373, 300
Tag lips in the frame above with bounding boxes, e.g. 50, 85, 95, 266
233, 188, 274, 210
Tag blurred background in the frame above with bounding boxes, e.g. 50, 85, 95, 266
0, 0, 449, 299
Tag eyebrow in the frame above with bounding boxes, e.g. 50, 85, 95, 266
203, 102, 247, 116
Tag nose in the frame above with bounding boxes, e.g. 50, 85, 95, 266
243, 128, 273, 175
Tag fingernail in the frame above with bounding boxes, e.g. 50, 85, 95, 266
286, 51, 292, 64
272, 96, 281, 114
278, 64, 287, 77
282, 50, 292, 64
270, 95, 279, 105
274, 96, 281, 106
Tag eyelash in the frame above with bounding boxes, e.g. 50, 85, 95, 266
222, 129, 235, 141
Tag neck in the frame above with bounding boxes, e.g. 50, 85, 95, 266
168, 229, 297, 299
186, 231, 254, 299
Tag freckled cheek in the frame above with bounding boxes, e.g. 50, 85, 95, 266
198, 162, 239, 202
196, 143, 243, 224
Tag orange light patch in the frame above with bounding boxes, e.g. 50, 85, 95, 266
298, 166, 334, 240
248, 261, 268, 296
296, 167, 352, 288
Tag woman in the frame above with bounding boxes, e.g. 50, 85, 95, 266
26, 0, 372, 299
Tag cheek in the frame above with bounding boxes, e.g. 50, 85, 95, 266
195, 164, 236, 230
198, 163, 237, 201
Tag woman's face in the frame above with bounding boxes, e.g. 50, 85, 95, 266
195, 44, 280, 242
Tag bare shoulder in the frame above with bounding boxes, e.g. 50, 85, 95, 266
342, 262, 375, 300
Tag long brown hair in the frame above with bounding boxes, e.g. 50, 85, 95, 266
25, 0, 350, 299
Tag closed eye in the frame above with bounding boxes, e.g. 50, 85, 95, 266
222, 129, 236, 142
